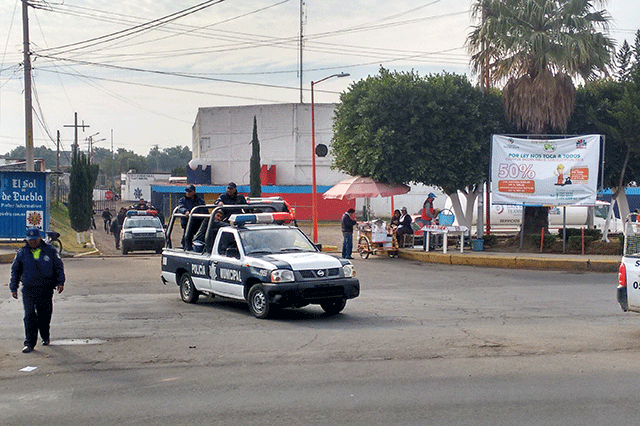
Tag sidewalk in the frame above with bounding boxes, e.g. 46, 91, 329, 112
397, 247, 620, 272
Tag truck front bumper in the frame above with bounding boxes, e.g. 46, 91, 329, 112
264, 278, 360, 306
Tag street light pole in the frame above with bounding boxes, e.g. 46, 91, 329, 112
310, 72, 349, 243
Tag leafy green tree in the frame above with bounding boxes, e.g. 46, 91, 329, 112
144, 145, 191, 173
568, 32, 640, 240
332, 69, 511, 226
68, 150, 99, 233
4, 145, 71, 169
113, 148, 147, 174
615, 40, 633, 82
467, 0, 614, 235
250, 116, 261, 197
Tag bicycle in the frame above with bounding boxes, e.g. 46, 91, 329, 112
44, 231, 63, 255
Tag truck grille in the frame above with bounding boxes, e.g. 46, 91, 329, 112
135, 232, 157, 238
299, 268, 340, 279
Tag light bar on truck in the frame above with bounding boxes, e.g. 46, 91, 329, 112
230, 212, 293, 226
126, 209, 157, 216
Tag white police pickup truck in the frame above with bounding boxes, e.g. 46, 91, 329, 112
161, 209, 360, 318
618, 214, 640, 313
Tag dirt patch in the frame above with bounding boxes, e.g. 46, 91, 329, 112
485, 234, 622, 256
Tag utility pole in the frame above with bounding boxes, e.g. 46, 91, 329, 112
299, 0, 304, 103
63, 112, 90, 155
56, 130, 60, 203
110, 129, 114, 191
22, 0, 34, 171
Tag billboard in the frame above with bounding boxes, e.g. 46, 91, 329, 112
0, 171, 49, 238
491, 135, 601, 206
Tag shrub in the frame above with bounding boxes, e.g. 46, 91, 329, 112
483, 234, 497, 247
529, 233, 556, 250
560, 227, 602, 240
568, 235, 594, 251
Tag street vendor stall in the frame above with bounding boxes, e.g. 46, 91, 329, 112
357, 219, 398, 258
323, 176, 411, 258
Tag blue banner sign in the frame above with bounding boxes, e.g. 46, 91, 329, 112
0, 171, 49, 239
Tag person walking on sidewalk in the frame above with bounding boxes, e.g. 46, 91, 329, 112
341, 208, 357, 259
110, 218, 121, 249
10, 228, 66, 354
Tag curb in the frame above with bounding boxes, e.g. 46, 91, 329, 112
398, 249, 618, 272
0, 245, 619, 273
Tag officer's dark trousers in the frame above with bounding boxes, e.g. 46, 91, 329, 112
22, 291, 53, 347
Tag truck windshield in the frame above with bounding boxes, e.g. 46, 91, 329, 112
240, 228, 316, 255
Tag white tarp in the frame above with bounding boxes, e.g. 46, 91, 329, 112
491, 135, 601, 206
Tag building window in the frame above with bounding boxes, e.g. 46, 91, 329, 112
201, 137, 211, 150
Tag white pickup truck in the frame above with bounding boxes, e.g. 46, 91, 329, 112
161, 207, 360, 319
617, 214, 640, 313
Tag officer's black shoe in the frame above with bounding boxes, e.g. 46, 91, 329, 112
22, 346, 34, 353
42, 339, 50, 346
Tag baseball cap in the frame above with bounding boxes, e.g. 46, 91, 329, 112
227, 182, 237, 189
186, 184, 196, 192
428, 192, 436, 198
26, 228, 41, 241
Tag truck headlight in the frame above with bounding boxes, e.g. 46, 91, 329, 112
271, 269, 294, 283
343, 263, 355, 277
156, 231, 164, 238
123, 232, 133, 239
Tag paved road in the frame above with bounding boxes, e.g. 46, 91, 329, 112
1, 255, 639, 425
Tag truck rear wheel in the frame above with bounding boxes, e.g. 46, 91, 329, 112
179, 273, 199, 304
248, 284, 270, 319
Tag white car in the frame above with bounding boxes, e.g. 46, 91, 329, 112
120, 210, 165, 255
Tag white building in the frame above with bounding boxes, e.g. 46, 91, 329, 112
192, 103, 349, 186
121, 172, 171, 201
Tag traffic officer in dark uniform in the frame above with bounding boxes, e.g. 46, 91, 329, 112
10, 228, 66, 353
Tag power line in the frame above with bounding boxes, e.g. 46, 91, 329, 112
36, 0, 226, 56
34, 54, 305, 92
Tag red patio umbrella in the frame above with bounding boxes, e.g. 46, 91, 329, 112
323, 176, 410, 200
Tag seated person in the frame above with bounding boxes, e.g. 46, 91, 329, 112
390, 209, 401, 232
395, 207, 414, 243
193, 209, 228, 253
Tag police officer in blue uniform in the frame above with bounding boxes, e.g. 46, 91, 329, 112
10, 228, 66, 353
178, 184, 206, 250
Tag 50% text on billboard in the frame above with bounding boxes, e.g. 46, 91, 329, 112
497, 164, 536, 179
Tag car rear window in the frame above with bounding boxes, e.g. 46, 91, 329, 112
124, 217, 162, 229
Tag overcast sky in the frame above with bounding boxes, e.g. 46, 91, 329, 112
0, 0, 638, 158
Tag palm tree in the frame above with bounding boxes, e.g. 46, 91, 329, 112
467, 0, 614, 235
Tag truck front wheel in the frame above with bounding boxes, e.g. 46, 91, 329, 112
321, 298, 346, 315
248, 285, 270, 319
180, 273, 199, 304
